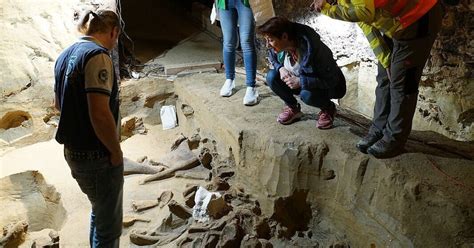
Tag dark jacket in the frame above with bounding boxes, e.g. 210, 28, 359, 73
268, 23, 345, 90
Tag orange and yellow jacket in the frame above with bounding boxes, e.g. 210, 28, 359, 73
321, 0, 437, 68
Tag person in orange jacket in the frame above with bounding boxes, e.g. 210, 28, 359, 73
312, 0, 444, 158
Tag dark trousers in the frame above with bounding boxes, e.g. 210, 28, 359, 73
266, 69, 346, 110
65, 148, 124, 248
369, 3, 443, 145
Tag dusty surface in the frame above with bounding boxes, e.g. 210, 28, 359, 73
0, 0, 116, 152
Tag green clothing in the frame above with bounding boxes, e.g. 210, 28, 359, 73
216, 0, 250, 9
321, 0, 436, 68
321, 0, 395, 68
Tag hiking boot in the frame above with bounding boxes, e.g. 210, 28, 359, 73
367, 139, 404, 159
317, 105, 336, 129
243, 86, 259, 106
356, 133, 383, 154
220, 79, 235, 97
277, 104, 303, 125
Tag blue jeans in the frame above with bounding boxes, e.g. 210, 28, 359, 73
219, 0, 257, 87
266, 69, 346, 110
65, 150, 123, 248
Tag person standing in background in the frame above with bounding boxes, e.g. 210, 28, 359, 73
312, 0, 443, 158
216, 0, 260, 105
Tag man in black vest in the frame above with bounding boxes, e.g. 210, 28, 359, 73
54, 10, 122, 247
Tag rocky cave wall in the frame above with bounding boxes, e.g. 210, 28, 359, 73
0, 0, 116, 151
272, 0, 473, 141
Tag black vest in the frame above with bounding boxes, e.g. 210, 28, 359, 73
54, 39, 119, 152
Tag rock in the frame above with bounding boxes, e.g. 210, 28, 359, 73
48, 230, 59, 243
121, 117, 147, 139
240, 235, 260, 248
184, 190, 197, 208
188, 133, 201, 150
207, 196, 232, 219
129, 213, 189, 246
206, 177, 230, 192
0, 171, 65, 231
322, 169, 336, 180
144, 92, 174, 108
183, 185, 199, 198
217, 167, 235, 179
254, 218, 271, 240
181, 103, 195, 117
171, 134, 187, 151
0, 220, 28, 248
329, 241, 350, 248
31, 231, 60, 248
259, 239, 273, 248
204, 233, 220, 248
168, 200, 192, 219
217, 219, 244, 248
199, 150, 213, 169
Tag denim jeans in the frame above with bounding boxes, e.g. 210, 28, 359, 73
219, 0, 257, 87
65, 149, 124, 248
266, 69, 346, 110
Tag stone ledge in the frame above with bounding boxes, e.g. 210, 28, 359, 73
174, 72, 474, 247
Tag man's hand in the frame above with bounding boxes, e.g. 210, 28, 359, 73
386, 67, 392, 82
279, 67, 291, 81
310, 0, 326, 12
284, 76, 301, 90
87, 93, 122, 167
110, 150, 123, 167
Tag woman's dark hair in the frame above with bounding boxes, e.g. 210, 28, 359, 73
78, 10, 120, 35
257, 17, 296, 40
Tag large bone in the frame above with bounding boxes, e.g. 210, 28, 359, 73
123, 157, 164, 175
141, 141, 200, 184
123, 216, 151, 227
131, 200, 159, 212
129, 214, 189, 246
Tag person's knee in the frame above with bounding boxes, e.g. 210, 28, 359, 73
240, 38, 255, 52
299, 90, 314, 106
266, 70, 279, 88
223, 39, 237, 51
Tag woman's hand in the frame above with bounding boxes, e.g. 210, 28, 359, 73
279, 67, 291, 81
284, 76, 301, 90
310, 0, 327, 12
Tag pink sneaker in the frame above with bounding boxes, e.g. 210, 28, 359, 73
317, 106, 336, 129
277, 104, 303, 125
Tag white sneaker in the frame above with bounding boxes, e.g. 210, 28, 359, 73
220, 79, 235, 97
243, 86, 259, 106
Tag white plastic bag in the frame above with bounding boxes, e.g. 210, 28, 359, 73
249, 0, 275, 26
192, 186, 221, 222
210, 2, 219, 24
160, 105, 177, 130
